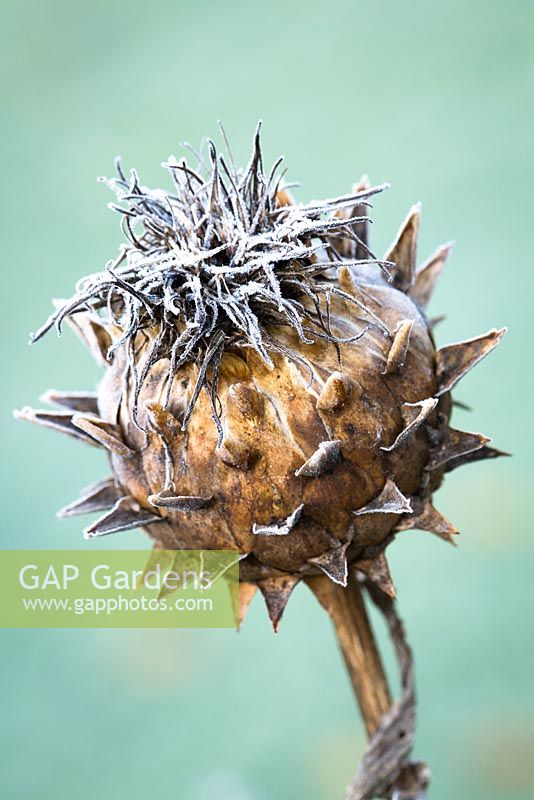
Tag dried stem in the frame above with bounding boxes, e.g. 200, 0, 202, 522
308, 571, 391, 736
307, 572, 430, 799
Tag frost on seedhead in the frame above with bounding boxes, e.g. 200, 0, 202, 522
18, 122, 507, 635
31, 122, 391, 441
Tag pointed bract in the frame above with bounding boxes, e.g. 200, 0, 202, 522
409, 242, 453, 309
148, 491, 212, 511
384, 203, 421, 291
257, 574, 300, 632
72, 414, 133, 457
317, 371, 353, 412
252, 504, 304, 536
353, 175, 371, 261
83, 497, 162, 539
235, 582, 258, 630
57, 477, 122, 518
13, 407, 101, 447
354, 552, 396, 598
295, 440, 342, 478
63, 310, 112, 367
353, 480, 412, 516
307, 539, 351, 586
41, 389, 99, 416
435, 328, 506, 396
429, 314, 446, 331
395, 497, 458, 545
381, 398, 438, 452
444, 445, 510, 473
427, 427, 490, 470
383, 319, 414, 375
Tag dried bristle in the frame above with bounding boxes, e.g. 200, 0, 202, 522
30, 122, 391, 439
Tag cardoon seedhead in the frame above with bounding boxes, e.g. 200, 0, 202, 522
18, 123, 506, 633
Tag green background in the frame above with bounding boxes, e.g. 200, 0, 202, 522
1, 1, 532, 798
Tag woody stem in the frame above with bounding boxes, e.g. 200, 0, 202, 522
307, 570, 391, 737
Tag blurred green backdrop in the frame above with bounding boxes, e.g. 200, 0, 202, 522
1, 1, 532, 798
